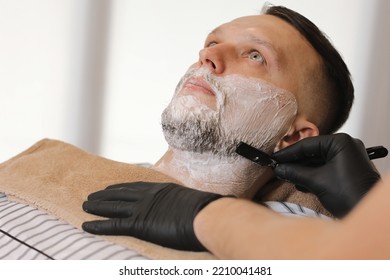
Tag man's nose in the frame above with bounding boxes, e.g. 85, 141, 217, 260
198, 45, 229, 74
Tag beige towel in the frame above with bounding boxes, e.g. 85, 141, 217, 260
256, 178, 332, 216
0, 139, 215, 260
0, 138, 330, 259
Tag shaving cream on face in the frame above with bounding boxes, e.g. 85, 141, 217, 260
161, 68, 298, 156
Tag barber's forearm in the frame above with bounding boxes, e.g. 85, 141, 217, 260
194, 197, 262, 259
193, 197, 336, 259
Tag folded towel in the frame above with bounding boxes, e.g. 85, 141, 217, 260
0, 139, 215, 260
255, 178, 332, 217
0, 138, 330, 259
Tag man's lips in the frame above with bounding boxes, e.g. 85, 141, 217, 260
182, 77, 215, 96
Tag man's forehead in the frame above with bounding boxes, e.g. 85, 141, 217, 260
210, 14, 292, 36
208, 14, 318, 64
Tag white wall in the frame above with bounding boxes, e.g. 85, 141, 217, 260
1, 0, 389, 174
0, 0, 81, 158
0, 0, 109, 157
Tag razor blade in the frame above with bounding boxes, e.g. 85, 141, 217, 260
235, 142, 278, 168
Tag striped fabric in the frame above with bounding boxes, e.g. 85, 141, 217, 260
0, 193, 147, 260
262, 201, 331, 219
0, 192, 330, 260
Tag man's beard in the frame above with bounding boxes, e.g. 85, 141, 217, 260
161, 106, 236, 156
161, 68, 297, 157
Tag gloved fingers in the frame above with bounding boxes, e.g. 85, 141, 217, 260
105, 181, 172, 190
82, 200, 136, 218
294, 185, 310, 193
273, 137, 328, 163
87, 188, 144, 202
274, 163, 318, 192
82, 218, 134, 235
105, 182, 147, 190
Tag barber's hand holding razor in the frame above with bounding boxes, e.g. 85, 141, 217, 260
272, 133, 381, 218
82, 182, 223, 251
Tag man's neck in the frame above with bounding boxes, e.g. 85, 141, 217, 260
153, 148, 274, 198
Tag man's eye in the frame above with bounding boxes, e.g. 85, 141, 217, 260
248, 51, 265, 63
206, 41, 218, 47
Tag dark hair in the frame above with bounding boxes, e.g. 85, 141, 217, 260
264, 5, 354, 134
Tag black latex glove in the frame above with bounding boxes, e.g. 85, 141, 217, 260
82, 182, 223, 251
272, 133, 381, 218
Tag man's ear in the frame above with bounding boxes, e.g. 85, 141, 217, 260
274, 116, 319, 152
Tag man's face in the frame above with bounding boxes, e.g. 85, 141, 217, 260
161, 15, 321, 156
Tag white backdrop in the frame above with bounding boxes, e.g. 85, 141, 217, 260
0, 0, 389, 174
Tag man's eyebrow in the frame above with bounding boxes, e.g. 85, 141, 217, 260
208, 28, 276, 54
248, 35, 277, 54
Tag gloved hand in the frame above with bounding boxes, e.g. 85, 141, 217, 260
82, 182, 223, 251
272, 133, 381, 218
